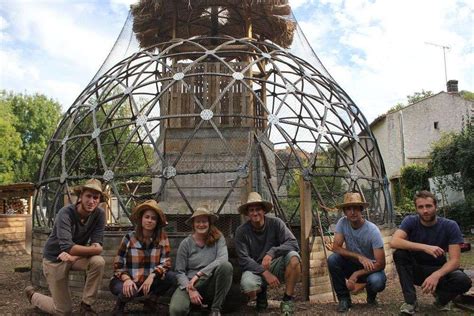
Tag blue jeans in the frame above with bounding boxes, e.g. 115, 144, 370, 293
327, 253, 386, 300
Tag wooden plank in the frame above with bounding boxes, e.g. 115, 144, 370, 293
299, 176, 311, 300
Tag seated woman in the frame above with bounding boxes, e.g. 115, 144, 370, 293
169, 207, 233, 316
110, 200, 176, 314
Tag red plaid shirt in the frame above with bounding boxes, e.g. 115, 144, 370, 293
113, 230, 171, 284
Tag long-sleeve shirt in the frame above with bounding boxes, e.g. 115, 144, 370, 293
175, 235, 228, 289
113, 231, 171, 284
43, 204, 105, 262
234, 215, 300, 274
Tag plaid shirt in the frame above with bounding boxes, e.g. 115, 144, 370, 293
113, 231, 171, 284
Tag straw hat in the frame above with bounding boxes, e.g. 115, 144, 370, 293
185, 207, 218, 226
73, 178, 107, 202
130, 200, 168, 227
238, 192, 273, 215
336, 192, 369, 210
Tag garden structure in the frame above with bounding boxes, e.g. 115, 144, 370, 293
31, 0, 394, 303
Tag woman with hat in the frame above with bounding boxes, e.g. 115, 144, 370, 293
109, 200, 176, 314
169, 207, 233, 316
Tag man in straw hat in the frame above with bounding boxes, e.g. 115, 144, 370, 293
390, 190, 471, 315
327, 191, 386, 313
234, 192, 301, 315
25, 178, 107, 315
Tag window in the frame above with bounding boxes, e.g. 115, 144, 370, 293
434, 121, 439, 129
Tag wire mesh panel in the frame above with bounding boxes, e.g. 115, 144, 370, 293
35, 37, 392, 232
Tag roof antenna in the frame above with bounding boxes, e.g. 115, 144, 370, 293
425, 41, 450, 86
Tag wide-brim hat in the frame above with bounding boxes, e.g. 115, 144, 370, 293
238, 192, 273, 215
336, 192, 369, 209
185, 207, 218, 226
73, 178, 107, 202
130, 200, 168, 227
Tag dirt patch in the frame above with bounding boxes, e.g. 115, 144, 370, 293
0, 252, 472, 315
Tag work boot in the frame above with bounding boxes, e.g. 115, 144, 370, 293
79, 302, 98, 316
337, 298, 352, 313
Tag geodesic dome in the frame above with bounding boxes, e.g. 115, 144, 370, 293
34, 35, 392, 233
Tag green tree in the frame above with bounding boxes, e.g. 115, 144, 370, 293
460, 90, 474, 102
0, 91, 62, 183
0, 103, 22, 183
406, 89, 433, 104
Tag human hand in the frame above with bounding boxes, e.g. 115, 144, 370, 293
262, 255, 273, 270
346, 272, 360, 291
122, 279, 137, 298
138, 273, 155, 296
358, 255, 375, 271
188, 288, 203, 305
421, 273, 440, 294
187, 275, 199, 292
262, 270, 280, 288
423, 245, 445, 258
57, 252, 79, 262
90, 243, 103, 254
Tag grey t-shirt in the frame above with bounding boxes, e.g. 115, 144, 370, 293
43, 204, 105, 262
175, 234, 228, 289
335, 217, 384, 260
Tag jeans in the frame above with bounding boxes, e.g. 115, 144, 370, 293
393, 249, 472, 305
109, 271, 177, 302
169, 261, 233, 315
327, 252, 386, 300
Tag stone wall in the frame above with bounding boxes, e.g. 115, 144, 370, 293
308, 226, 396, 303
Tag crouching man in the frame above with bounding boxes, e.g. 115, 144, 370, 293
390, 190, 472, 315
25, 179, 107, 315
328, 192, 386, 313
234, 192, 301, 315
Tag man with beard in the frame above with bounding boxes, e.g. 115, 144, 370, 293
25, 179, 107, 315
390, 190, 472, 315
327, 191, 386, 312
235, 192, 301, 315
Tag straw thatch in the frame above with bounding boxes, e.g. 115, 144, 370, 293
131, 0, 296, 49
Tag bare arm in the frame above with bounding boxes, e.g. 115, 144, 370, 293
390, 229, 445, 258
332, 232, 382, 272
421, 244, 461, 294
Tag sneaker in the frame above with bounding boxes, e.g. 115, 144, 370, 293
24, 286, 35, 304
79, 302, 98, 316
337, 298, 352, 313
399, 301, 418, 315
434, 300, 452, 311
280, 300, 295, 316
209, 310, 221, 316
256, 289, 268, 312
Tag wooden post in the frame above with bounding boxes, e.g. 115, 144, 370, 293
299, 176, 312, 300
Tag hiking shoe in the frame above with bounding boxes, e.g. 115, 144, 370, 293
399, 301, 418, 315
24, 286, 35, 304
280, 300, 295, 315
367, 296, 378, 306
434, 300, 451, 311
256, 288, 268, 312
79, 302, 98, 316
337, 298, 352, 313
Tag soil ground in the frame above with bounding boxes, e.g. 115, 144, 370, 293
1, 239, 473, 316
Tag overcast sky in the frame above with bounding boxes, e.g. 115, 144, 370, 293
1, 0, 472, 122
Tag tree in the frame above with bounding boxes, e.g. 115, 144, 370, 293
460, 90, 474, 102
406, 89, 433, 104
0, 91, 62, 183
0, 103, 22, 183
387, 90, 434, 113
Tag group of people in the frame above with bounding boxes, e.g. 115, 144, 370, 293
24, 178, 472, 315
24, 179, 300, 315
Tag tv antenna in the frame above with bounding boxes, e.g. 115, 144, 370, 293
425, 41, 450, 84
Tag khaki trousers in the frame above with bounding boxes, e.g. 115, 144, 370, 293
31, 256, 105, 315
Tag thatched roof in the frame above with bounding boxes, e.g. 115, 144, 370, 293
131, 0, 296, 49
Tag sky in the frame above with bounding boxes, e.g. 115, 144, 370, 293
0, 0, 472, 122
